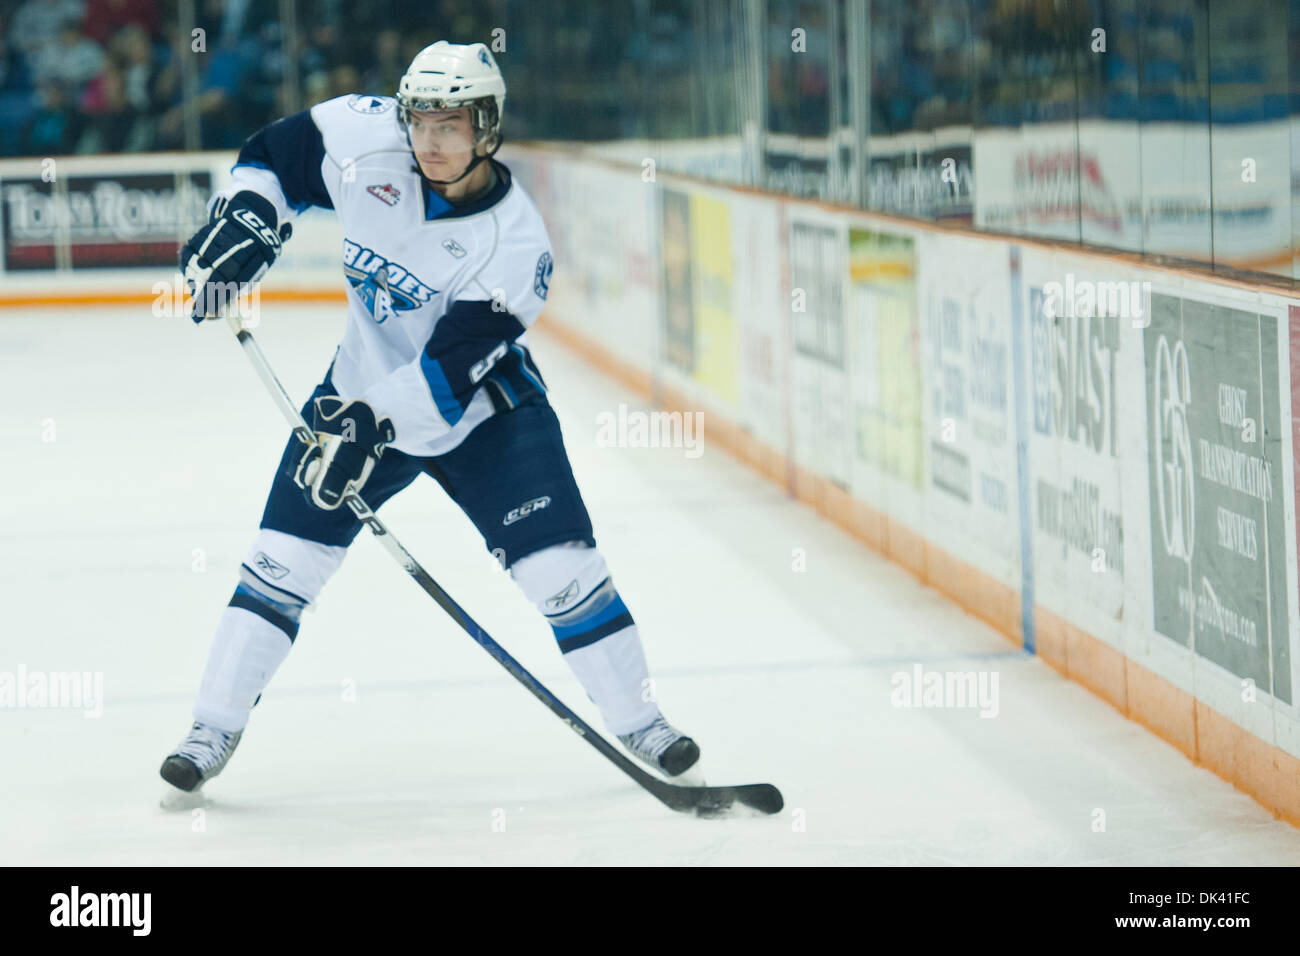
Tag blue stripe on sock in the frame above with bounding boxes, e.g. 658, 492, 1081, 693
557, 613, 635, 654
550, 589, 635, 653
240, 562, 309, 606
545, 576, 614, 625
550, 593, 631, 642
229, 583, 302, 641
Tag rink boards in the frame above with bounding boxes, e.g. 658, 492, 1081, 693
502, 146, 1300, 825
3, 147, 1300, 823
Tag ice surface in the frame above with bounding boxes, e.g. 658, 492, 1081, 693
2, 306, 1299, 865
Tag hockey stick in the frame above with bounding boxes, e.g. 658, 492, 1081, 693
224, 313, 783, 817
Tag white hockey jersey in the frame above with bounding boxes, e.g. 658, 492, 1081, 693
212, 93, 554, 457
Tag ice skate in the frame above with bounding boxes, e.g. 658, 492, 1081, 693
159, 721, 243, 795
618, 713, 701, 780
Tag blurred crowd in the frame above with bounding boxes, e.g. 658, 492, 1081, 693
0, 0, 502, 156
767, 0, 1293, 138
0, 0, 1293, 159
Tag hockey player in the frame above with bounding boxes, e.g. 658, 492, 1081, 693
162, 41, 700, 796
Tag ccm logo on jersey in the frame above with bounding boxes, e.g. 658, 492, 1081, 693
232, 208, 281, 248
366, 183, 401, 206
503, 496, 551, 526
469, 341, 508, 384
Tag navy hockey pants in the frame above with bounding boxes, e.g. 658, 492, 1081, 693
258, 371, 596, 569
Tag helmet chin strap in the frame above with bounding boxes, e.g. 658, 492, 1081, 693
409, 132, 503, 188
416, 151, 491, 187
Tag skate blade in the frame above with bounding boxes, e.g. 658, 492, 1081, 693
159, 787, 211, 813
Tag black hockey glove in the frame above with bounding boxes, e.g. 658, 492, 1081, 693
180, 190, 292, 322
293, 397, 396, 510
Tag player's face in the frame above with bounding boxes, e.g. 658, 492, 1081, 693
408, 108, 477, 180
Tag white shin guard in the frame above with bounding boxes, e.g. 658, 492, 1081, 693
559, 625, 659, 735
511, 542, 659, 736
192, 607, 293, 733
192, 529, 347, 732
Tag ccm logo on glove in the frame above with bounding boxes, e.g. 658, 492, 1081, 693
230, 207, 284, 248
179, 190, 292, 322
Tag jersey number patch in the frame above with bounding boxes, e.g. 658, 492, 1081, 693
469, 341, 509, 384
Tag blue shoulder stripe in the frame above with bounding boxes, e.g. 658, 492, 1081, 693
236, 109, 334, 212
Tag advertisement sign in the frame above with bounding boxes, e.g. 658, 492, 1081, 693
1023, 257, 1128, 621
847, 226, 923, 487
1145, 292, 1290, 704
1, 171, 209, 271
688, 193, 738, 406
866, 138, 973, 223
974, 120, 1292, 273
919, 235, 1018, 572
731, 195, 786, 445
660, 187, 696, 374
789, 216, 850, 485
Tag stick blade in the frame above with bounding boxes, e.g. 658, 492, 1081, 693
731, 783, 784, 815
656, 781, 785, 817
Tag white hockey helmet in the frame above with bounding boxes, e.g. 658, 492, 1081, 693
396, 41, 505, 151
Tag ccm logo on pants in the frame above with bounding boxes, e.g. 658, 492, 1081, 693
503, 496, 551, 526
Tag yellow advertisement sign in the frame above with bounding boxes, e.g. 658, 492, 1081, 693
689, 194, 737, 405
849, 228, 923, 486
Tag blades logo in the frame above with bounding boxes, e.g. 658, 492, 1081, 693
342, 239, 436, 323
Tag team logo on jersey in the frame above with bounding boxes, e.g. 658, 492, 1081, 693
366, 183, 401, 206
342, 239, 437, 324
534, 252, 552, 300
442, 238, 467, 258
347, 94, 392, 114
503, 495, 551, 526
253, 552, 290, 580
